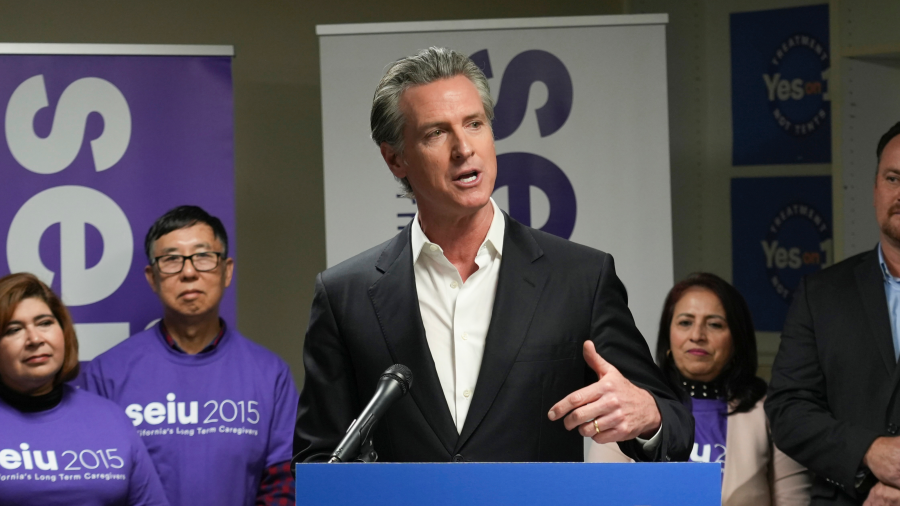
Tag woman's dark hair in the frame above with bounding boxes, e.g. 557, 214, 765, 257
0, 273, 79, 387
655, 272, 766, 414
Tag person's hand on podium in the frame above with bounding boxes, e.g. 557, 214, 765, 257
547, 341, 662, 444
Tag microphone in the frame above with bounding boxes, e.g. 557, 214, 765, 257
328, 364, 413, 463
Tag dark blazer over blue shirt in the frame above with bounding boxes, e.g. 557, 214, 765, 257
293, 214, 693, 464
767, 247, 897, 505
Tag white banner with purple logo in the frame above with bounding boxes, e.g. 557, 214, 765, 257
317, 15, 673, 352
0, 45, 235, 360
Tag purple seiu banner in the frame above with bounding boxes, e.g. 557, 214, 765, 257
0, 54, 235, 359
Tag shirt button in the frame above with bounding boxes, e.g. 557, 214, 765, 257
461, 332, 468, 340
429, 244, 438, 252
463, 390, 472, 398
450, 281, 458, 289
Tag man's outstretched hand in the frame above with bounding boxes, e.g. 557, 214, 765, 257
547, 341, 661, 444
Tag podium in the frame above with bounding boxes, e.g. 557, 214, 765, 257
295, 462, 721, 505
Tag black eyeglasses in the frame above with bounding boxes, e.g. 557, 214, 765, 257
153, 252, 224, 274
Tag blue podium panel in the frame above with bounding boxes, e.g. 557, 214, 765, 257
296, 462, 720, 505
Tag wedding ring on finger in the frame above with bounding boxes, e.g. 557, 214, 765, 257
593, 419, 600, 434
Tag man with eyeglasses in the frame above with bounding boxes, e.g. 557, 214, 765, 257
83, 205, 298, 506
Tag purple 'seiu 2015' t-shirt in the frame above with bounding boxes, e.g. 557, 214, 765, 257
690, 398, 728, 480
0, 385, 169, 506
82, 323, 298, 506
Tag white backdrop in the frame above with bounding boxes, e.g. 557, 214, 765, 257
317, 14, 672, 354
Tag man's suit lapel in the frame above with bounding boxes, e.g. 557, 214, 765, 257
456, 216, 549, 452
855, 248, 896, 375
368, 225, 459, 455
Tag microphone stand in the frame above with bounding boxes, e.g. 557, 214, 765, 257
355, 436, 377, 463
327, 423, 378, 463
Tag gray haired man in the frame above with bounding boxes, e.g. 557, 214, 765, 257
293, 47, 692, 464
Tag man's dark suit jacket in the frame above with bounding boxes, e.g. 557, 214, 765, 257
293, 214, 693, 464
766, 247, 900, 505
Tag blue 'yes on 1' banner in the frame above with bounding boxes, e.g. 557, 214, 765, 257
731, 4, 831, 165
732, 176, 832, 332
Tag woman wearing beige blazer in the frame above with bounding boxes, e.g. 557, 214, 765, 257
590, 273, 810, 506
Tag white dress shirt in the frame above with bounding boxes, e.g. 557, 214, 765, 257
411, 198, 505, 433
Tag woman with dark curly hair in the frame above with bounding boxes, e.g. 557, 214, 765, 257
0, 273, 168, 505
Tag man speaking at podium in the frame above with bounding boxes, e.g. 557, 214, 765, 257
293, 47, 692, 464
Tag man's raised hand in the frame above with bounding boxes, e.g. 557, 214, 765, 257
547, 341, 661, 444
